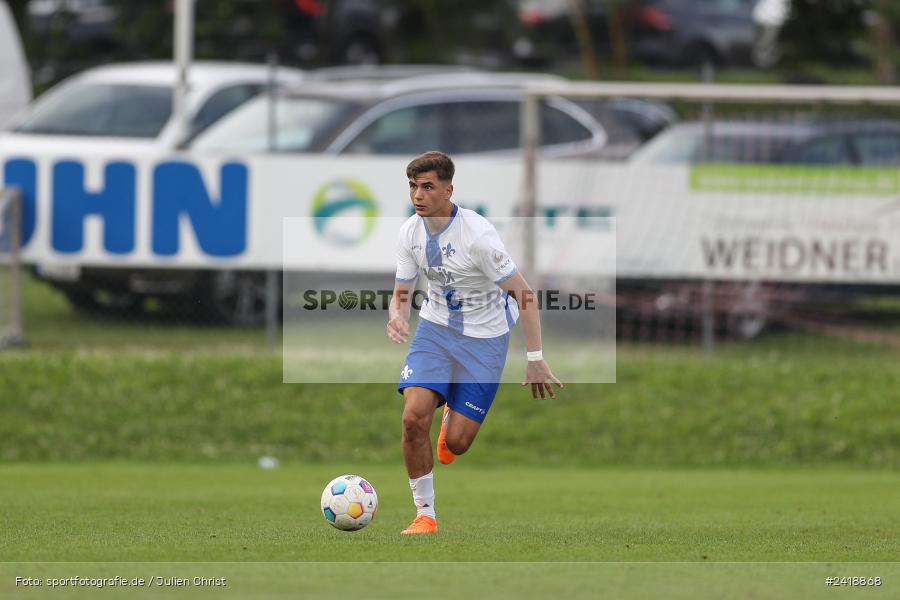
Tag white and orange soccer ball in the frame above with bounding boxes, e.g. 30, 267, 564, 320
320, 474, 378, 531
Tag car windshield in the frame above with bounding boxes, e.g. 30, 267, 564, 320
15, 82, 173, 138
190, 95, 357, 153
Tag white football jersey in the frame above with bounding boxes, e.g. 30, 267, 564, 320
395, 205, 519, 338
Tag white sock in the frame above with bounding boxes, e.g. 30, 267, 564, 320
409, 471, 436, 519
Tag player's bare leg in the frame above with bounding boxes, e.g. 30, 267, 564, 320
400, 386, 440, 534
438, 408, 481, 464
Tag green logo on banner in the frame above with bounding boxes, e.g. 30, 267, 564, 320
312, 179, 378, 245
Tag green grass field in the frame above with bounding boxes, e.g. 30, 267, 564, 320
2, 464, 899, 598
2, 277, 899, 598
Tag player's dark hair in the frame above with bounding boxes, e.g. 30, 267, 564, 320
406, 151, 455, 183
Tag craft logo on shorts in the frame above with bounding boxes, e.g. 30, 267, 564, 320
312, 179, 378, 246
465, 401, 486, 415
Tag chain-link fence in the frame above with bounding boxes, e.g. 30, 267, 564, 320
521, 81, 900, 353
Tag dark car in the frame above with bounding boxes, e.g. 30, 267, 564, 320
630, 120, 900, 166
627, 0, 757, 67
514, 0, 757, 68
27, 0, 384, 71
513, 0, 612, 66
214, 0, 384, 65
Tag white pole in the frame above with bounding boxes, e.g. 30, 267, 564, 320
520, 93, 539, 281
10, 189, 22, 345
173, 0, 195, 145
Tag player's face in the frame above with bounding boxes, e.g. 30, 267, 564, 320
409, 172, 453, 218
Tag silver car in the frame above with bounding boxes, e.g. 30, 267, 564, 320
187, 72, 655, 159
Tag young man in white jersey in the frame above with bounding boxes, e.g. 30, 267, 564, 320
387, 151, 562, 535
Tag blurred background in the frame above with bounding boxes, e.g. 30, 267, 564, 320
6, 0, 900, 91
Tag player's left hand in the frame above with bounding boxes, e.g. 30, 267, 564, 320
522, 360, 564, 400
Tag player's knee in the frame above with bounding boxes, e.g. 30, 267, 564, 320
445, 434, 473, 456
401, 410, 430, 442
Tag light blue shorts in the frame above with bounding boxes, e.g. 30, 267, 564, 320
397, 318, 510, 423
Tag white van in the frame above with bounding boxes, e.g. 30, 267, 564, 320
0, 1, 31, 128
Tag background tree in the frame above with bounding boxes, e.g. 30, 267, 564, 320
871, 0, 900, 84
779, 0, 868, 69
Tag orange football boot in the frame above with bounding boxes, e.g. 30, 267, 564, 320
436, 405, 458, 465
400, 515, 438, 535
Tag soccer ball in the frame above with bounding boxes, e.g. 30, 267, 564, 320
321, 474, 378, 531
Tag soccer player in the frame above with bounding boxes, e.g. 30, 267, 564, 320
387, 151, 563, 535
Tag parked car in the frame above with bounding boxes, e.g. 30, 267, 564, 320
629, 120, 900, 165
514, 0, 758, 68
28, 0, 383, 65
307, 65, 677, 146
0, 61, 305, 317
28, 0, 118, 49
7, 61, 305, 150
188, 71, 673, 159
627, 0, 757, 67
514, 0, 611, 66
0, 0, 31, 128
383, 0, 521, 68
199, 0, 385, 65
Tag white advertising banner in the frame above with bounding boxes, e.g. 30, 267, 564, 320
3, 150, 899, 284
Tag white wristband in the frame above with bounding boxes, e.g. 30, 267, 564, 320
526, 350, 543, 362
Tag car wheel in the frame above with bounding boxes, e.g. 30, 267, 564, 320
206, 270, 278, 326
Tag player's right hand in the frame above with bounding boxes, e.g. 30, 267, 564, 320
387, 317, 410, 344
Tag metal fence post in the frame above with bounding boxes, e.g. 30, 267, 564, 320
1, 188, 24, 348
520, 91, 540, 281
701, 61, 716, 356
701, 281, 714, 357
266, 52, 279, 352
266, 270, 278, 351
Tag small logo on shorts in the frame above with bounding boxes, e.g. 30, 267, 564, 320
465, 401, 486, 415
401, 365, 414, 380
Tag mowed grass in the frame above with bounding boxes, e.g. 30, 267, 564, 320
2, 463, 898, 564
2, 464, 899, 599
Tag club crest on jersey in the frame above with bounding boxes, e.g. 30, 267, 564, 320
442, 242, 456, 258
401, 365, 413, 380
